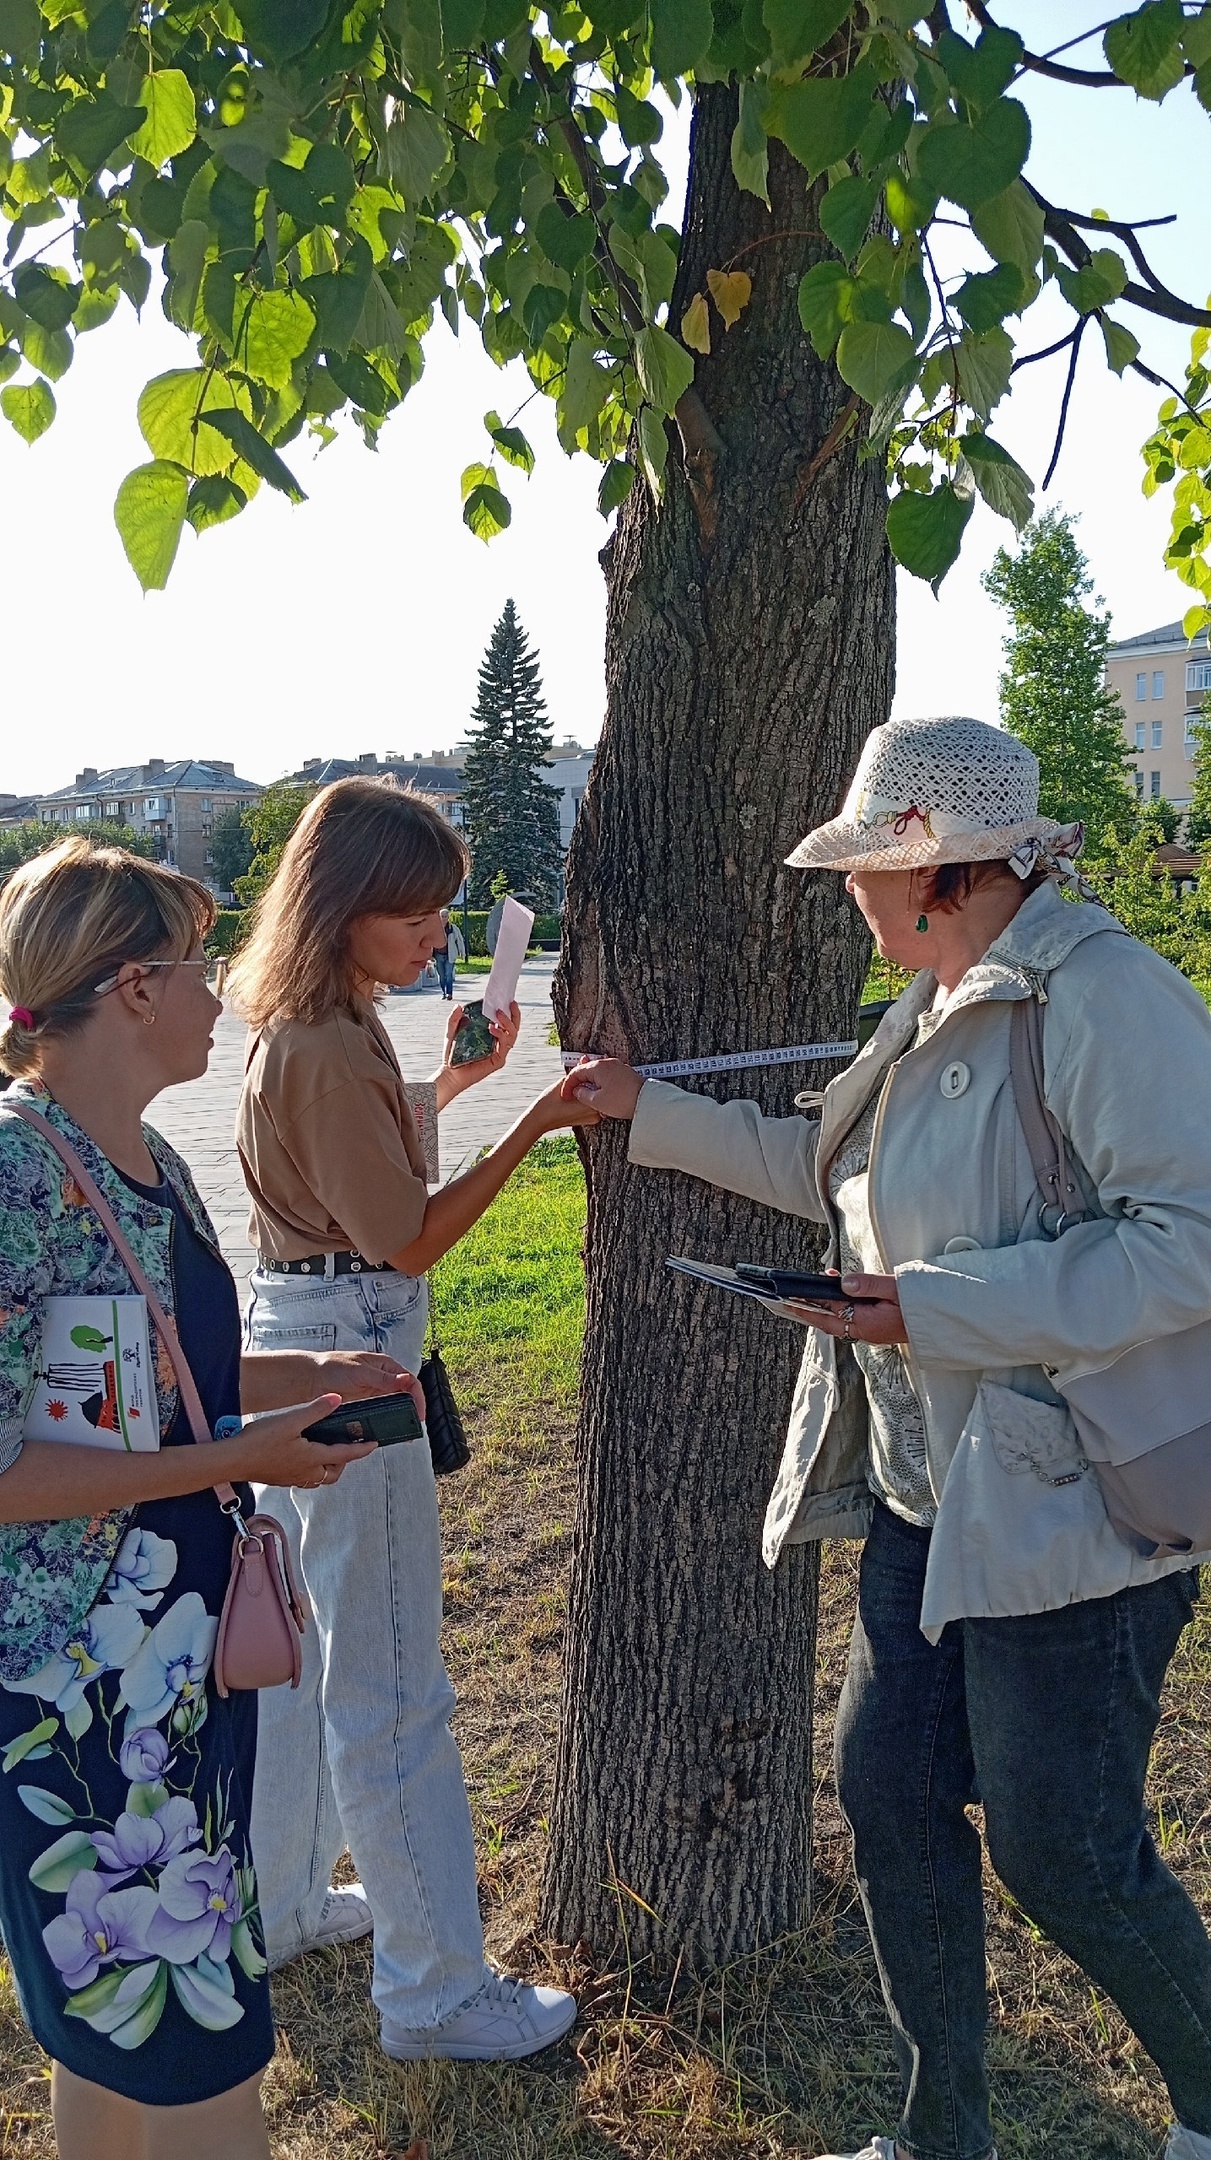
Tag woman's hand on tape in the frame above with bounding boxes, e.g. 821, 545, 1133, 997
778, 1271, 908, 1346
561, 1057, 644, 1120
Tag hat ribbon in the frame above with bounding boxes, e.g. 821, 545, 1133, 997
1006, 822, 1097, 900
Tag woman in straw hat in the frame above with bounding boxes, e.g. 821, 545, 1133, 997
565, 715, 1211, 2160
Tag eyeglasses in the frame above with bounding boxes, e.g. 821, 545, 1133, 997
92, 960, 211, 997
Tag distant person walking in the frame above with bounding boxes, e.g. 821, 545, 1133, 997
567, 717, 1211, 2160
434, 908, 465, 1000
228, 777, 597, 2064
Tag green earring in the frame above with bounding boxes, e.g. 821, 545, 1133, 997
916, 913, 929, 933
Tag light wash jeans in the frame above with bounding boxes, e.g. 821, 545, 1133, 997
244, 1265, 486, 2030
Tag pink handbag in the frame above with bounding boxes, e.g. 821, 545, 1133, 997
7, 1101, 305, 1696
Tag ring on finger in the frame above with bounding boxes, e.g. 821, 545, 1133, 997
842, 1302, 857, 1342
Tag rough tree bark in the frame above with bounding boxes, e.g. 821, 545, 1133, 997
541, 83, 896, 1969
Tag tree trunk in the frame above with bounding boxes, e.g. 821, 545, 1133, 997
541, 84, 895, 1969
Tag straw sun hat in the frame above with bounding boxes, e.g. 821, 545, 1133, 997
786, 714, 1084, 879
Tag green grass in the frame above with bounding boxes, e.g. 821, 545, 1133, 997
429, 1135, 586, 1432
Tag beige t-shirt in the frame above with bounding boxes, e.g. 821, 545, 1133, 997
238, 1001, 429, 1265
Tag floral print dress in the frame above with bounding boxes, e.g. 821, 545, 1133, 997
0, 1109, 273, 2104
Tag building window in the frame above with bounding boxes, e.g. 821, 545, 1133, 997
74, 804, 91, 820
1134, 771, 1144, 797
1187, 713, 1204, 748
1135, 721, 1146, 749
1153, 670, 1165, 699
104, 801, 119, 818
1187, 662, 1211, 692
1151, 770, 1162, 798
1135, 673, 1147, 700
200, 797, 212, 812
1152, 720, 1163, 747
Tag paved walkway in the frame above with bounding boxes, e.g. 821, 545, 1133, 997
149, 959, 565, 1291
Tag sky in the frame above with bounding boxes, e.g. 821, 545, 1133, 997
1, 4, 1207, 797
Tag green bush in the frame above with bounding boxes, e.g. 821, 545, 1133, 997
207, 909, 249, 959
454, 907, 562, 955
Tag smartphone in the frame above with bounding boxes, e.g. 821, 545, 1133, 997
449, 999, 496, 1067
734, 1264, 882, 1304
302, 1392, 423, 1446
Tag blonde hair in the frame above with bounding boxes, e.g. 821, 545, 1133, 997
0, 838, 215, 1079
228, 777, 468, 1031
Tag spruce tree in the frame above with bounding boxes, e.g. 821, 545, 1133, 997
983, 510, 1135, 854
461, 600, 563, 905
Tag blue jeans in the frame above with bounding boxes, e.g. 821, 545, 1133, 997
244, 1267, 486, 2031
434, 954, 455, 997
835, 1502, 1211, 2160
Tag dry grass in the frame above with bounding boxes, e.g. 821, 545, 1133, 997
3, 1142, 1210, 2158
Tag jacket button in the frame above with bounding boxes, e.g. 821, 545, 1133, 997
943, 1235, 982, 1253
940, 1060, 970, 1098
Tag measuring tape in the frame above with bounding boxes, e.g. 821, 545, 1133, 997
560, 1039, 859, 1081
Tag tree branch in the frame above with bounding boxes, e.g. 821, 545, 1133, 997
1043, 314, 1088, 490
965, 0, 1122, 85
1027, 184, 1211, 330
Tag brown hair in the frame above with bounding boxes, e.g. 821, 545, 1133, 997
228, 777, 468, 1030
920, 859, 1048, 914
0, 838, 215, 1079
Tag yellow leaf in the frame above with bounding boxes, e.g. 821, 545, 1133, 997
707, 268, 753, 330
680, 292, 711, 357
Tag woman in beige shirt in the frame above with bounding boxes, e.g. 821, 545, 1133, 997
229, 776, 595, 2064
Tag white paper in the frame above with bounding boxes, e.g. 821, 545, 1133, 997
481, 895, 534, 1021
24, 1295, 159, 1451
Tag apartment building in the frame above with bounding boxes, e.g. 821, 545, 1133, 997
289, 752, 466, 827
1105, 621, 1211, 811
33, 759, 262, 888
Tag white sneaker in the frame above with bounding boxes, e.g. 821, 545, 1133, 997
268, 1883, 374, 1969
382, 1969, 577, 2061
815, 2146, 996, 2160
1168, 2130, 1211, 2160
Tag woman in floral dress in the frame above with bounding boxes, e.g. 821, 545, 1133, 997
0, 839, 410, 2160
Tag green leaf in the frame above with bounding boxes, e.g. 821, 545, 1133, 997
959, 430, 1033, 527
765, 63, 879, 182
114, 460, 190, 590
636, 323, 696, 412
13, 265, 79, 333
301, 241, 373, 355
164, 218, 209, 333
59, 92, 146, 177
461, 462, 512, 539
63, 1970, 127, 2020
1183, 6, 1211, 66
1, 377, 55, 443
886, 479, 973, 590
265, 157, 323, 231
378, 103, 450, 202
957, 325, 1013, 419
186, 475, 249, 532
238, 0, 328, 64
18, 1784, 77, 1826
1100, 315, 1141, 374
597, 458, 635, 515
240, 288, 316, 389
535, 200, 596, 273
761, 0, 850, 69
324, 348, 390, 414
0, 346, 18, 385
797, 259, 854, 358
836, 318, 916, 403
138, 368, 253, 474
197, 408, 308, 500
231, 1915, 269, 1981
638, 404, 669, 499
29, 1829, 98, 1894
0, 0, 42, 60
819, 175, 878, 262
884, 171, 936, 234
485, 410, 535, 472
19, 318, 72, 381
916, 98, 1030, 210
304, 140, 357, 227
970, 179, 1044, 274
1056, 247, 1127, 314
730, 80, 770, 205
523, 282, 567, 346
356, 272, 407, 363
170, 1954, 242, 2031
560, 339, 611, 438
650, 0, 714, 79
124, 1779, 169, 1817
1104, 0, 1185, 97
2, 1717, 58, 1773
954, 261, 1027, 331
935, 23, 1024, 111
615, 86, 664, 146
130, 71, 197, 169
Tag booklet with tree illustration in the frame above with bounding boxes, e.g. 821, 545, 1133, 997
24, 1295, 158, 1451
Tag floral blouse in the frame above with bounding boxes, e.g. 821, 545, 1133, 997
0, 1082, 222, 1686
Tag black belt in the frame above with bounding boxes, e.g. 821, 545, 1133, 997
258, 1251, 395, 1278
